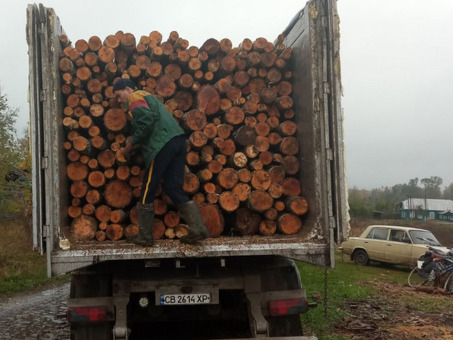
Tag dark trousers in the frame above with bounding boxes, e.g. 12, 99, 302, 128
140, 135, 189, 205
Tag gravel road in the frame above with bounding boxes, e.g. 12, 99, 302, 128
0, 282, 71, 340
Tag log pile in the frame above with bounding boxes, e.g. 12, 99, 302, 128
59, 30, 308, 242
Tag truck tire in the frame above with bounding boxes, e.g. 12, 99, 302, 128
71, 324, 111, 340
268, 315, 303, 336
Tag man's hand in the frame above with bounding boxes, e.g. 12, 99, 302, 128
124, 142, 137, 161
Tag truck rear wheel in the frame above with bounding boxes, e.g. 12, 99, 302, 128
268, 315, 303, 336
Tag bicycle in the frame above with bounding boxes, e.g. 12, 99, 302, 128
407, 248, 453, 294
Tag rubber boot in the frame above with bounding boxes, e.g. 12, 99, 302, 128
177, 201, 209, 244
133, 203, 154, 246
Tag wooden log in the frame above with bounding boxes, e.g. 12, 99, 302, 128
229, 152, 247, 168
156, 74, 176, 98
104, 180, 133, 208
95, 230, 107, 242
86, 189, 101, 205
268, 182, 283, 199
98, 149, 116, 168
278, 213, 302, 235
82, 204, 96, 216
217, 138, 236, 156
116, 165, 130, 181
70, 180, 89, 198
152, 198, 166, 216
251, 170, 271, 191
67, 162, 89, 181
106, 224, 124, 241
88, 170, 106, 188
232, 126, 256, 146
238, 168, 252, 183
163, 210, 180, 228
67, 149, 80, 162
217, 168, 239, 190
249, 190, 273, 212
153, 219, 166, 240
104, 108, 127, 132
286, 196, 308, 215
73, 136, 92, 155
186, 151, 200, 167
95, 204, 112, 223
68, 206, 82, 219
164, 226, 176, 239
254, 136, 270, 152
189, 130, 208, 148
244, 145, 259, 159
258, 151, 273, 166
276, 96, 293, 110
203, 123, 218, 139
268, 166, 286, 184
235, 208, 261, 236
173, 90, 193, 111
208, 159, 223, 174
70, 214, 98, 241
281, 177, 301, 196
264, 208, 278, 221
282, 156, 300, 175
197, 85, 220, 115
110, 209, 127, 223
183, 109, 207, 131
183, 172, 200, 194
217, 124, 233, 139
198, 169, 213, 182
259, 220, 277, 236
233, 183, 251, 202
174, 224, 189, 239
200, 204, 224, 237
124, 224, 139, 241
219, 191, 239, 212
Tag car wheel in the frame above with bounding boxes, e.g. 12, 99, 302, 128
354, 249, 369, 266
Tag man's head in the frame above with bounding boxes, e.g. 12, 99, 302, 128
113, 78, 136, 104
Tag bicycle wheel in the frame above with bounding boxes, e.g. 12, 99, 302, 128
408, 267, 432, 287
444, 272, 453, 294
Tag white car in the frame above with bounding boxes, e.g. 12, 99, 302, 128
339, 225, 448, 266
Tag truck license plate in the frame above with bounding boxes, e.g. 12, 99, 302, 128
159, 293, 210, 305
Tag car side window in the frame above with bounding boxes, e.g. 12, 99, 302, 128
366, 228, 388, 240
390, 230, 404, 242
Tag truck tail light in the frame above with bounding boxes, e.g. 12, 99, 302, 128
67, 306, 108, 323
268, 298, 308, 316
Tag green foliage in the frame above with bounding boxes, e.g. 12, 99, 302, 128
298, 254, 420, 339
348, 176, 453, 218
0, 88, 21, 186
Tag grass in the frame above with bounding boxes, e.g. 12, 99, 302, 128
298, 251, 421, 340
0, 218, 66, 296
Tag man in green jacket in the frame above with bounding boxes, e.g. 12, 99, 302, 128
113, 78, 209, 246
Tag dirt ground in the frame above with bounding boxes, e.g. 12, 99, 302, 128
334, 219, 453, 340
333, 279, 453, 339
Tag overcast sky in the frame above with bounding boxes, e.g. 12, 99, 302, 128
0, 0, 452, 190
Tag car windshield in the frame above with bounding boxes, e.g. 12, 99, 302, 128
409, 230, 441, 246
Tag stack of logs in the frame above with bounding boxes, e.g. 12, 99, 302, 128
60, 30, 308, 242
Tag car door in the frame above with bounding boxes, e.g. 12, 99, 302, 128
385, 229, 412, 265
363, 227, 389, 262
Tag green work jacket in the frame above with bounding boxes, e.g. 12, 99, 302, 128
126, 90, 185, 166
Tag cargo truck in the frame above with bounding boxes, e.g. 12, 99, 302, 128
27, 0, 347, 339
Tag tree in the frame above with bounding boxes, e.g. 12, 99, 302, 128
421, 176, 443, 199
0, 88, 21, 185
443, 183, 453, 200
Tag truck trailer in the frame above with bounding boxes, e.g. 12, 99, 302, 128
27, 0, 347, 338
